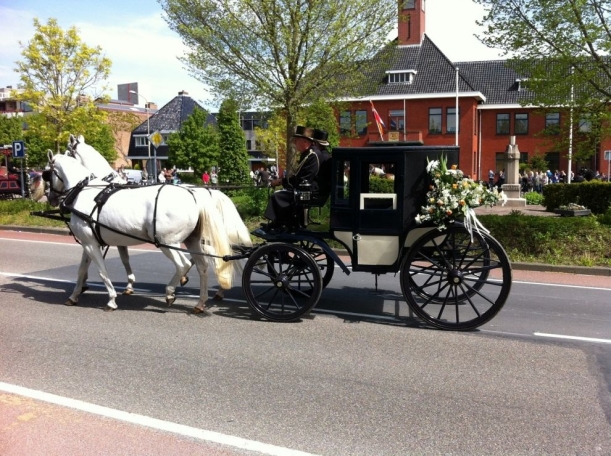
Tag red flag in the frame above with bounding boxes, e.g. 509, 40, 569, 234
370, 100, 385, 140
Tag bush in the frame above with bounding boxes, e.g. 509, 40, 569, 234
369, 176, 394, 193
543, 181, 611, 214
228, 187, 270, 218
524, 191, 544, 205
479, 213, 611, 266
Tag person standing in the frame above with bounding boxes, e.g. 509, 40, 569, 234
202, 170, 210, 185
488, 169, 495, 189
258, 166, 270, 187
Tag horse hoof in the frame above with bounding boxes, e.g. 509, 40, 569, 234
103, 306, 115, 312
65, 299, 78, 306
166, 296, 176, 306
193, 306, 212, 316
123, 289, 134, 295
180, 276, 189, 286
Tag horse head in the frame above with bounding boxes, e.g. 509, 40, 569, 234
66, 134, 123, 183
43, 151, 92, 206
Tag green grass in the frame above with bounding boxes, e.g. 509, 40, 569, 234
0, 199, 67, 228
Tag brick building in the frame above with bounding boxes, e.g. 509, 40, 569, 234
338, 0, 611, 180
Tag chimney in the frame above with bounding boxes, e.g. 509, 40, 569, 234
398, 0, 426, 46
178, 90, 189, 96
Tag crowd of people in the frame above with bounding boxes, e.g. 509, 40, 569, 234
518, 169, 608, 193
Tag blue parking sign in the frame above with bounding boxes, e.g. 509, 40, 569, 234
12, 141, 25, 158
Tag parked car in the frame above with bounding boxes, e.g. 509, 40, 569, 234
123, 169, 143, 184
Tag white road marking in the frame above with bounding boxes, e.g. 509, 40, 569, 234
534, 332, 611, 344
0, 382, 318, 456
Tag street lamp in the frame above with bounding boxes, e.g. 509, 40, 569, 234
130, 90, 155, 183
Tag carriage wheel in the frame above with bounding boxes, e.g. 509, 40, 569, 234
408, 228, 490, 303
400, 224, 512, 331
297, 240, 334, 288
243, 243, 322, 322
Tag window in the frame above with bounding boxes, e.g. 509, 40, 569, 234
520, 152, 529, 164
545, 152, 560, 172
429, 108, 442, 134
340, 110, 367, 136
355, 110, 367, 136
446, 107, 459, 133
387, 71, 415, 84
135, 136, 148, 147
496, 113, 510, 135
389, 110, 404, 132
336, 160, 351, 203
545, 112, 560, 135
340, 111, 351, 136
514, 113, 528, 135
402, 0, 415, 9
246, 140, 252, 150
579, 115, 591, 132
495, 152, 505, 172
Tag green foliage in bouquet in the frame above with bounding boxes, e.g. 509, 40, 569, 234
416, 155, 504, 229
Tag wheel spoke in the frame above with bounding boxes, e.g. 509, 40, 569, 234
401, 225, 511, 330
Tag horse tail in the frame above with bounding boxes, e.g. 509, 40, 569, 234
212, 190, 252, 248
196, 195, 234, 290
210, 190, 252, 275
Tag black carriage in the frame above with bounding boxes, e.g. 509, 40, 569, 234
242, 145, 512, 330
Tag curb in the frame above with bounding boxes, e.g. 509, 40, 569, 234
2, 225, 610, 277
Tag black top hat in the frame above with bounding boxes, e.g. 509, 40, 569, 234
293, 125, 314, 140
312, 129, 329, 146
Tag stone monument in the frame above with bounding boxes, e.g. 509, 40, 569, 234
502, 136, 526, 207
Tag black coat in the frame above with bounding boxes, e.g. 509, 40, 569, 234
264, 144, 329, 224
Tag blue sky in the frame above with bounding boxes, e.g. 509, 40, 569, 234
0, 0, 503, 110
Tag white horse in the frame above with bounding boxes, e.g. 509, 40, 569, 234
44, 151, 235, 312
65, 136, 138, 295
65, 135, 252, 303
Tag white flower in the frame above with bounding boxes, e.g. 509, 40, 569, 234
416, 155, 500, 230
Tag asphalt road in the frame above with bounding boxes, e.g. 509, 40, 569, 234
1, 230, 610, 455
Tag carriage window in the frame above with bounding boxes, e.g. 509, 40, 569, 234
335, 159, 351, 204
365, 161, 396, 194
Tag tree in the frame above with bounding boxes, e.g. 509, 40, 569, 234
0, 117, 23, 145
217, 98, 251, 185
167, 107, 219, 177
161, 0, 396, 164
14, 18, 112, 153
475, 0, 611, 164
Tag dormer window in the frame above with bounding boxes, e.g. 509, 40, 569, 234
387, 70, 417, 84
516, 78, 529, 91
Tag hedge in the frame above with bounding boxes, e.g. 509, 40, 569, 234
542, 181, 611, 214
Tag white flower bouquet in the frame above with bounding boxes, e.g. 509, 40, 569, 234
416, 155, 505, 234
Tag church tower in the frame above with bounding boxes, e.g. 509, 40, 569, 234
398, 0, 426, 46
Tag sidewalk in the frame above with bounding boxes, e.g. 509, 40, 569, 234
474, 203, 557, 217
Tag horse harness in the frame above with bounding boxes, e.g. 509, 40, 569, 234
57, 177, 198, 250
